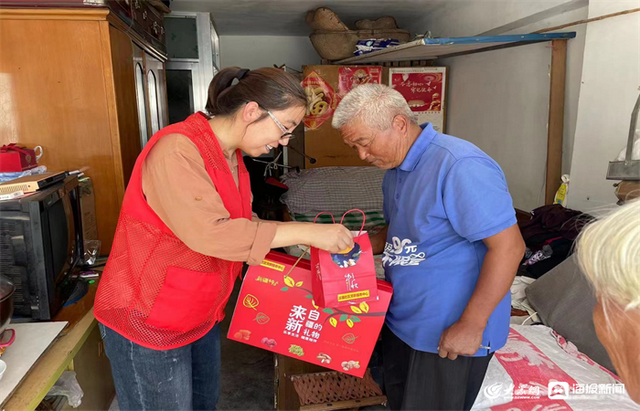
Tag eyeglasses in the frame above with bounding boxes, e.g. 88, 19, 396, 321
265, 110, 296, 141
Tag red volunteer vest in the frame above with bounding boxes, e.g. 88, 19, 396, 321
94, 112, 252, 350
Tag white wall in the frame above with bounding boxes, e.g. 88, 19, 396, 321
567, 0, 640, 211
409, 0, 586, 38
220, 35, 320, 71
413, 1, 588, 211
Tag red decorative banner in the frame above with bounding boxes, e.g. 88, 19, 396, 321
390, 70, 443, 112
303, 71, 336, 130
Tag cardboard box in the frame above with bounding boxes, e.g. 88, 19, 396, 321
228, 251, 392, 378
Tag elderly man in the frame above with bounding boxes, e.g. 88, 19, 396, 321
332, 84, 525, 411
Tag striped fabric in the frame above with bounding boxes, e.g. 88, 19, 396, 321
291, 211, 386, 230
281, 167, 386, 215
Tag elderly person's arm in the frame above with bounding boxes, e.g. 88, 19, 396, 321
435, 157, 523, 360
370, 225, 389, 254
438, 224, 524, 360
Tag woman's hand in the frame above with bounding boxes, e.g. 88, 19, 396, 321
270, 222, 353, 253
305, 224, 354, 253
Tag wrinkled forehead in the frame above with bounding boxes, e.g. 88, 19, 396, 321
340, 121, 378, 143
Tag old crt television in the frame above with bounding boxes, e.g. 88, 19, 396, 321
0, 176, 83, 320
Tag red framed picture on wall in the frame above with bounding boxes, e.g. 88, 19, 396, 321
389, 67, 448, 132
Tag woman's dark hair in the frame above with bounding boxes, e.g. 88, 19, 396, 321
205, 67, 307, 118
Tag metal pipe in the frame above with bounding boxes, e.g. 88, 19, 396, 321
625, 93, 640, 162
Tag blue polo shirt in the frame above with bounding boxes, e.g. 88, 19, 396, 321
382, 123, 516, 356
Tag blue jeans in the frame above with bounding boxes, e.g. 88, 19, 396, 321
100, 323, 221, 411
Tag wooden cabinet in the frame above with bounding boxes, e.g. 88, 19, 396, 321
145, 53, 169, 138
0, 8, 168, 252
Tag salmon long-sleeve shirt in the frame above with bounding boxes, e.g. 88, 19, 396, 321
141, 133, 277, 265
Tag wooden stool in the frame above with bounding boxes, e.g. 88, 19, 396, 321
291, 370, 387, 411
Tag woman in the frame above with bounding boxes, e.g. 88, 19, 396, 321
94, 67, 354, 411
577, 199, 640, 404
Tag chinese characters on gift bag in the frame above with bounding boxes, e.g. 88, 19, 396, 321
311, 210, 378, 308
283, 305, 323, 343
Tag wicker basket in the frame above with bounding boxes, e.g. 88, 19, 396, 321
291, 370, 386, 410
310, 29, 411, 61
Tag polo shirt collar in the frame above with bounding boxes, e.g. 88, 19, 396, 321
398, 123, 437, 172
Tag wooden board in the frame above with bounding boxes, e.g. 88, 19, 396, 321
0, 11, 123, 252
336, 33, 577, 64
545, 40, 567, 204
0, 322, 68, 407
275, 354, 329, 411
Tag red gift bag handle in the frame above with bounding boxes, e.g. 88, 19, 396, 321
341, 209, 366, 236
1, 143, 27, 154
313, 212, 336, 224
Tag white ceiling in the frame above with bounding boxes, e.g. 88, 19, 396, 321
169, 0, 448, 36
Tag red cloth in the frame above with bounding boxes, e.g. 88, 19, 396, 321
95, 112, 252, 350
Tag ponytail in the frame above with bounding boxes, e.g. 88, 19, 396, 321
205, 67, 306, 117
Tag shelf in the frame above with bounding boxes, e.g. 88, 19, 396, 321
335, 32, 577, 64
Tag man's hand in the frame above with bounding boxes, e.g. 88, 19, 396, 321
437, 319, 485, 360
437, 224, 524, 360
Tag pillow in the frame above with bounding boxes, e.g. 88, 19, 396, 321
281, 167, 386, 215
525, 255, 616, 373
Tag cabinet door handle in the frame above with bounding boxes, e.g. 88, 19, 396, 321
134, 0, 141, 9
143, 10, 147, 20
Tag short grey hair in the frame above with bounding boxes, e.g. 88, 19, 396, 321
332, 84, 416, 130
577, 199, 640, 312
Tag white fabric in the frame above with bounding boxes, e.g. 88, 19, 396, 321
510, 276, 540, 322
472, 325, 640, 410
511, 276, 536, 303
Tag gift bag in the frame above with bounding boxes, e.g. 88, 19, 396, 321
311, 209, 378, 308
228, 251, 392, 378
